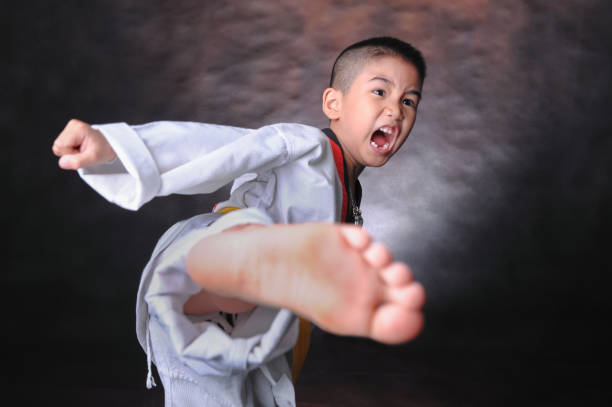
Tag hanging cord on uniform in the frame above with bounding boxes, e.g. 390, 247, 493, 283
260, 364, 296, 407
145, 319, 157, 389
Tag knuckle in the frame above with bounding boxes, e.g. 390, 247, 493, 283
68, 118, 88, 132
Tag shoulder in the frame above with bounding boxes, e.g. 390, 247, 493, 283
263, 123, 326, 140
259, 123, 328, 156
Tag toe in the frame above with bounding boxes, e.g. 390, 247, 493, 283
379, 262, 413, 286
370, 304, 424, 344
339, 225, 371, 250
385, 281, 426, 309
363, 242, 392, 268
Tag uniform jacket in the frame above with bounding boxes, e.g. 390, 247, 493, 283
77, 121, 359, 406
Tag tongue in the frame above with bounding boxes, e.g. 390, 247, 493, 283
372, 131, 387, 147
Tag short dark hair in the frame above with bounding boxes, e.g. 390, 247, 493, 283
330, 36, 426, 92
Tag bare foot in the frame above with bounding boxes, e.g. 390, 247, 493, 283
187, 223, 425, 345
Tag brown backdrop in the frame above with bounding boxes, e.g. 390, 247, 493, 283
5, 1, 611, 405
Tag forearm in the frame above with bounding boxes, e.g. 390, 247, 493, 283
78, 121, 251, 210
128, 121, 250, 175
79, 121, 293, 210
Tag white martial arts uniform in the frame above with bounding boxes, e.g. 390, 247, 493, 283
79, 121, 344, 222
78, 122, 354, 406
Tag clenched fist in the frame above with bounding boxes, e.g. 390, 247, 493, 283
52, 119, 116, 170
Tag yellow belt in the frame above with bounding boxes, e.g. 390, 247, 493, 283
216, 206, 311, 383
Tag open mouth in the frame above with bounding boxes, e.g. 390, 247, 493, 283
369, 126, 397, 153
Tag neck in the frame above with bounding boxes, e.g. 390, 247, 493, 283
328, 123, 364, 193
343, 156, 363, 196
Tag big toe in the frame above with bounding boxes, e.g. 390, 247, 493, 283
370, 305, 424, 344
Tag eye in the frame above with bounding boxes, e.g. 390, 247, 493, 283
402, 98, 417, 107
373, 89, 386, 96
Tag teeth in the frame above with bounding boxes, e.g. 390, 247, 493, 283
379, 127, 393, 135
370, 140, 391, 150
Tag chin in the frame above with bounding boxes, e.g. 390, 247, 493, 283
366, 157, 390, 168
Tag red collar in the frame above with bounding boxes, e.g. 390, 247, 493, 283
322, 128, 362, 224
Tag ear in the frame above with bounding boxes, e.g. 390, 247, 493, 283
322, 87, 342, 120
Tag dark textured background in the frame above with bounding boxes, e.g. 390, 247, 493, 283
5, 1, 611, 405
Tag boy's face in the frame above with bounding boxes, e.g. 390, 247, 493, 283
325, 55, 422, 172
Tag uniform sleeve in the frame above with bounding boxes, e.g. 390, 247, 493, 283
77, 121, 291, 210
142, 208, 298, 376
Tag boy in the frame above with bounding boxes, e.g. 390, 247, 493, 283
53, 37, 426, 406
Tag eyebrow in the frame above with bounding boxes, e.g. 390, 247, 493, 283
369, 76, 422, 99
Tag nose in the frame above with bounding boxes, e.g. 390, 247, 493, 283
384, 101, 403, 120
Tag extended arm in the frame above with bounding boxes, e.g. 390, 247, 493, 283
52, 119, 334, 216
52, 118, 290, 210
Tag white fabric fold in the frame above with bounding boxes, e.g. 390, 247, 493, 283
79, 122, 161, 210
137, 208, 298, 375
